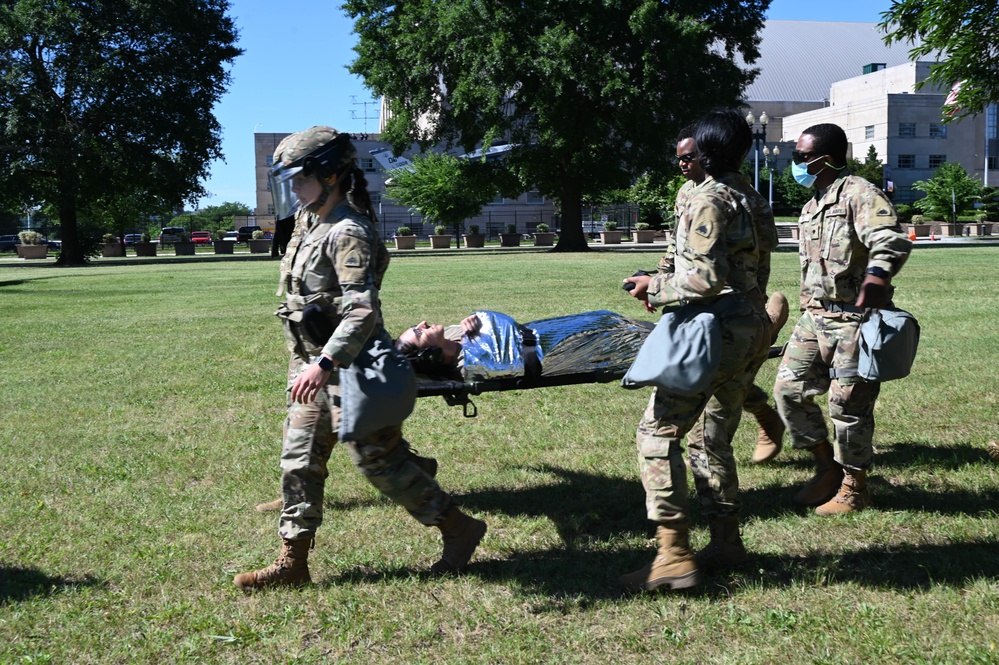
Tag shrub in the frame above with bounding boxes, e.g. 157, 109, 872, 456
467, 224, 480, 235
894, 204, 914, 224
910, 215, 924, 224
434, 224, 447, 236
636, 222, 651, 230
535, 223, 549, 233
102, 233, 117, 244
251, 229, 264, 240
603, 221, 617, 231
396, 226, 412, 236
975, 212, 987, 223
505, 224, 517, 234
141, 232, 151, 242
19, 231, 42, 245
179, 232, 189, 243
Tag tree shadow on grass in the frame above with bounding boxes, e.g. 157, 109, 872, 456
0, 566, 103, 605
875, 440, 994, 471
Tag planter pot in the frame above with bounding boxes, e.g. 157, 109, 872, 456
906, 223, 931, 238
533, 232, 556, 246
429, 234, 452, 249
982, 222, 994, 236
600, 230, 622, 244
133, 242, 157, 257
394, 235, 417, 250
500, 233, 521, 247
248, 239, 271, 254
463, 233, 485, 248
174, 241, 196, 256
938, 223, 963, 237
213, 240, 234, 254
633, 230, 656, 244
16, 244, 47, 259
101, 243, 124, 257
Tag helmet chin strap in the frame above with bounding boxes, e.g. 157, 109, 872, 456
304, 174, 338, 213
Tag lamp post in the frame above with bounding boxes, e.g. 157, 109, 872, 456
763, 145, 780, 206
746, 111, 769, 191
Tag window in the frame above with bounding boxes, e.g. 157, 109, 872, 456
929, 123, 947, 138
898, 123, 916, 138
359, 157, 378, 173
525, 190, 544, 204
929, 154, 946, 169
267, 204, 275, 215
895, 186, 912, 203
370, 192, 381, 206
865, 125, 875, 140
265, 155, 273, 166
488, 196, 505, 205
989, 156, 999, 170
897, 154, 915, 169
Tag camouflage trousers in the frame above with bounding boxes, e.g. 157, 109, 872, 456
773, 309, 881, 470
742, 383, 770, 415
278, 356, 451, 541
636, 298, 770, 523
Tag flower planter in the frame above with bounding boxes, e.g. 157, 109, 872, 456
174, 241, 196, 256
906, 223, 931, 238
248, 239, 271, 254
394, 235, 417, 250
429, 234, 452, 249
633, 230, 656, 244
16, 244, 47, 259
101, 243, 125, 257
133, 242, 157, 257
500, 233, 521, 247
213, 240, 234, 254
533, 232, 556, 246
938, 223, 963, 237
600, 231, 622, 244
463, 233, 485, 248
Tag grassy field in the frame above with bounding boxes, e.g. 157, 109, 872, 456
1, 247, 997, 664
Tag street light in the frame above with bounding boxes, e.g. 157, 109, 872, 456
763, 145, 780, 205
746, 111, 769, 191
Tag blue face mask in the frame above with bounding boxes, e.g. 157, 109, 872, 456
792, 159, 821, 188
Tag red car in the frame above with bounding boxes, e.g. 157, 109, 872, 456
191, 231, 212, 245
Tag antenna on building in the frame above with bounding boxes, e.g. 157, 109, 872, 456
351, 96, 380, 136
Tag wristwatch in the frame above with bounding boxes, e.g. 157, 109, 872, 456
316, 355, 334, 371
865, 266, 890, 280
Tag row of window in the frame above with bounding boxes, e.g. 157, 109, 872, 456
897, 154, 947, 169
864, 123, 948, 140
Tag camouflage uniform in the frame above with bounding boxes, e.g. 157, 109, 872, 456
773, 174, 911, 470
276, 200, 450, 541
638, 174, 770, 522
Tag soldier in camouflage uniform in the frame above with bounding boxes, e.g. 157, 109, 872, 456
234, 127, 486, 591
620, 110, 771, 592
773, 123, 912, 516
672, 126, 790, 467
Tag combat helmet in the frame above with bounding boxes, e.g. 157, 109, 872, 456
268, 126, 357, 219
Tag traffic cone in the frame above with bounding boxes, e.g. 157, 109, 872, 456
930, 232, 937, 241
907, 229, 917, 241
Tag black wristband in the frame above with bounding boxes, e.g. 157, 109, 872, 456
316, 355, 334, 371
865, 266, 890, 280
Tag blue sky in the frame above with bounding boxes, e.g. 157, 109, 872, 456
197, 0, 898, 210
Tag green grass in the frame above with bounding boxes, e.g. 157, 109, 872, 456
1, 248, 997, 664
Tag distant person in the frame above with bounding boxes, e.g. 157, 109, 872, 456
773, 123, 912, 516
271, 214, 295, 257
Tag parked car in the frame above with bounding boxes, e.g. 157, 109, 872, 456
44, 238, 61, 250
124, 234, 144, 246
237, 225, 262, 243
0, 234, 20, 251
158, 226, 187, 244
222, 231, 239, 242
190, 231, 212, 245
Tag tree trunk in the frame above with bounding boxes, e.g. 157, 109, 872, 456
553, 175, 589, 252
55, 167, 86, 266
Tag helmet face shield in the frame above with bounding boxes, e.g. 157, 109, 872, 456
268, 163, 302, 220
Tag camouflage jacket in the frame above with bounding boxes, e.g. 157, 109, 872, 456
648, 173, 762, 307
657, 179, 699, 274
797, 174, 911, 310
716, 173, 778, 295
277, 201, 391, 365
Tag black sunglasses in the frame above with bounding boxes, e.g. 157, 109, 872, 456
677, 152, 697, 164
791, 150, 822, 165
411, 325, 423, 340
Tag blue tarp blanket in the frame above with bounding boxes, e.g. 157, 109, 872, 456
424, 310, 653, 395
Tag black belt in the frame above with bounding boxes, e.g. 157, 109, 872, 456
819, 300, 867, 314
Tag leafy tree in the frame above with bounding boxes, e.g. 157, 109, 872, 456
345, 0, 768, 251
774, 166, 813, 214
0, 0, 242, 264
980, 185, 999, 219
172, 201, 252, 238
90, 191, 176, 247
848, 145, 885, 187
911, 162, 981, 222
385, 153, 515, 236
629, 171, 686, 231
879, 1, 999, 120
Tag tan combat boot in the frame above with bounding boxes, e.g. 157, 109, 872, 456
618, 521, 702, 592
988, 441, 999, 463
430, 507, 487, 574
696, 515, 748, 572
815, 469, 870, 516
766, 291, 790, 344
748, 403, 785, 464
233, 538, 312, 591
254, 450, 438, 513
794, 441, 844, 506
